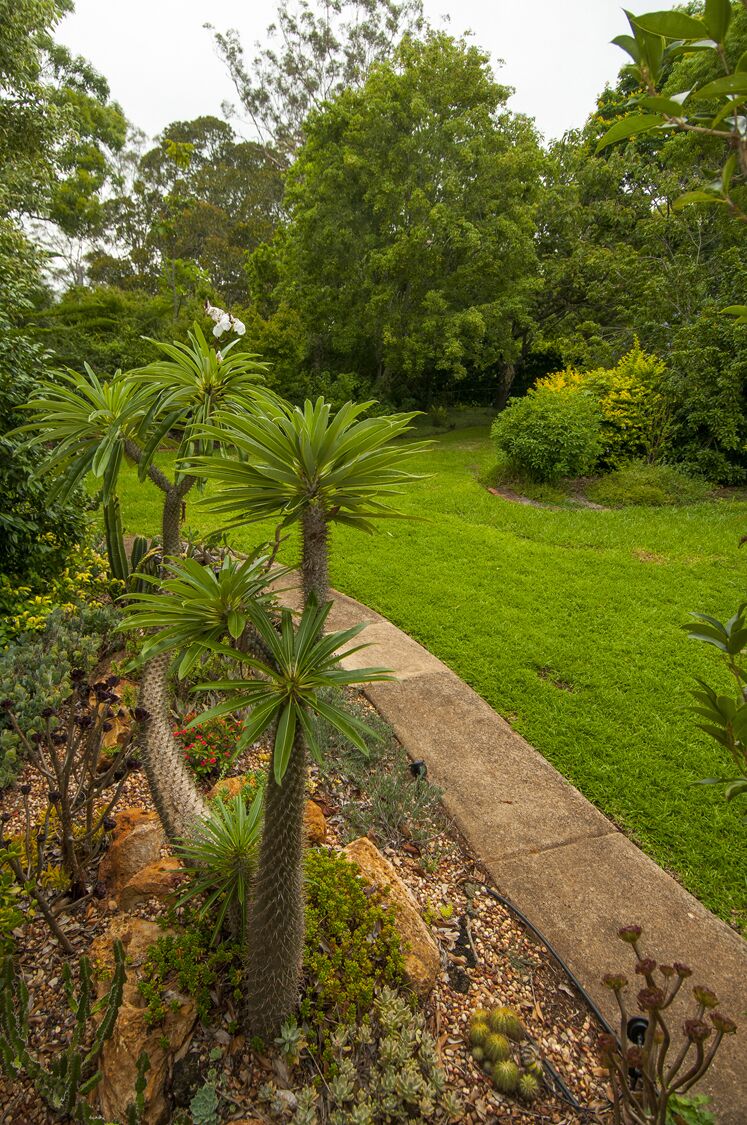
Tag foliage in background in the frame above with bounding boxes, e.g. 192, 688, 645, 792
209, 0, 425, 159
491, 385, 602, 482
266, 31, 542, 409
536, 342, 670, 468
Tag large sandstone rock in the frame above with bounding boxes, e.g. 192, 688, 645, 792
98, 808, 165, 895
91, 916, 196, 1125
304, 799, 327, 845
118, 857, 183, 912
343, 836, 439, 998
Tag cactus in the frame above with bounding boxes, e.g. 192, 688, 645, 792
518, 1071, 541, 1102
484, 1032, 511, 1062
128, 535, 161, 595
488, 1005, 525, 1042
491, 1059, 520, 1094
469, 1019, 490, 1047
103, 497, 129, 581
0, 940, 127, 1118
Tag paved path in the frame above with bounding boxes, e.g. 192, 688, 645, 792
282, 582, 747, 1121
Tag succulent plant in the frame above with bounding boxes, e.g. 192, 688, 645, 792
469, 1020, 490, 1047
484, 1032, 511, 1062
488, 1005, 525, 1042
518, 1071, 541, 1102
471, 1045, 484, 1062
492, 1059, 520, 1094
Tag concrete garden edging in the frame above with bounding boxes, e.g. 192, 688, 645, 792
280, 581, 747, 1121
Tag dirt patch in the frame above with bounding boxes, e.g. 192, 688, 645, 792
632, 548, 667, 564
536, 666, 576, 693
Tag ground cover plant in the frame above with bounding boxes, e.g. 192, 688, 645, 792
116, 424, 747, 930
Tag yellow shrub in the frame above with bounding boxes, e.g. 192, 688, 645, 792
536, 342, 670, 467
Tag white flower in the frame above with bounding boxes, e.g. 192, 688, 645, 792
232, 318, 246, 336
212, 322, 224, 338
205, 300, 225, 324
213, 313, 232, 338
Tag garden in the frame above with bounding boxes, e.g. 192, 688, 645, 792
1, 2, 746, 1124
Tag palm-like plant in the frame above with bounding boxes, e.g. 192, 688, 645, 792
185, 397, 427, 604
175, 791, 264, 945
122, 572, 391, 1035
16, 322, 275, 844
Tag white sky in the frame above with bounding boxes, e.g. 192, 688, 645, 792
58, 0, 680, 145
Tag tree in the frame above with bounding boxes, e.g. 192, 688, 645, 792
0, 0, 125, 584
89, 117, 284, 306
210, 0, 424, 159
530, 7, 747, 481
269, 32, 542, 409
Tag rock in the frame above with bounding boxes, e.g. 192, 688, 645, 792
342, 836, 439, 998
98, 808, 165, 895
206, 774, 261, 801
91, 916, 196, 1125
118, 857, 183, 912
304, 799, 327, 845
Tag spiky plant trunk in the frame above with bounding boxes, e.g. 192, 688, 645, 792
301, 502, 329, 606
137, 475, 209, 845
244, 728, 308, 1036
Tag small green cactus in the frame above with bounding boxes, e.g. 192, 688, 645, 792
488, 1005, 525, 1042
471, 1045, 484, 1062
469, 1020, 490, 1047
492, 1059, 520, 1094
471, 1007, 490, 1024
518, 1071, 541, 1102
484, 1032, 511, 1062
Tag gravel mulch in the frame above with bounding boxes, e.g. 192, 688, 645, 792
0, 684, 613, 1125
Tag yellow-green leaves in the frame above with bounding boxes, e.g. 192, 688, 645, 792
596, 113, 668, 154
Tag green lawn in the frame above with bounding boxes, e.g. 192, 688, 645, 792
118, 426, 747, 929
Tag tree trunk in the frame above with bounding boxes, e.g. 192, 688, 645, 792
244, 729, 308, 1036
138, 651, 210, 843
137, 476, 208, 845
300, 502, 329, 606
494, 361, 516, 412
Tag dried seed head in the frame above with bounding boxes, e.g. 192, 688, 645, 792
41, 707, 57, 719
598, 1033, 618, 1060
132, 707, 150, 722
673, 963, 692, 978
602, 973, 628, 991
635, 958, 657, 976
48, 790, 61, 802
102, 816, 116, 831
70, 668, 85, 682
19, 784, 31, 796
659, 964, 675, 979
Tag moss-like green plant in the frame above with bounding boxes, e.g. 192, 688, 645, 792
138, 919, 243, 1026
492, 1059, 520, 1094
301, 849, 405, 1038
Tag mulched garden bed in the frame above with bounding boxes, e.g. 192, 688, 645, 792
0, 683, 612, 1124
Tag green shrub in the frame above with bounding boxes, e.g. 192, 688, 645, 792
138, 920, 244, 1026
587, 461, 712, 508
0, 601, 119, 787
301, 849, 405, 1036
491, 387, 602, 482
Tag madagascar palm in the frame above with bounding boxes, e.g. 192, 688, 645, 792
121, 570, 391, 1035
16, 324, 273, 843
186, 397, 427, 605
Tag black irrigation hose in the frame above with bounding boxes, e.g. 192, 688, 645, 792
483, 885, 618, 1114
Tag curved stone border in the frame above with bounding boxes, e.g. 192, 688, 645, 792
278, 580, 747, 1122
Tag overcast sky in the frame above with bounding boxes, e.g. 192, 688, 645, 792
58, 0, 679, 146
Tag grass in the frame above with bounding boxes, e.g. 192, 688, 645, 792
117, 426, 747, 930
